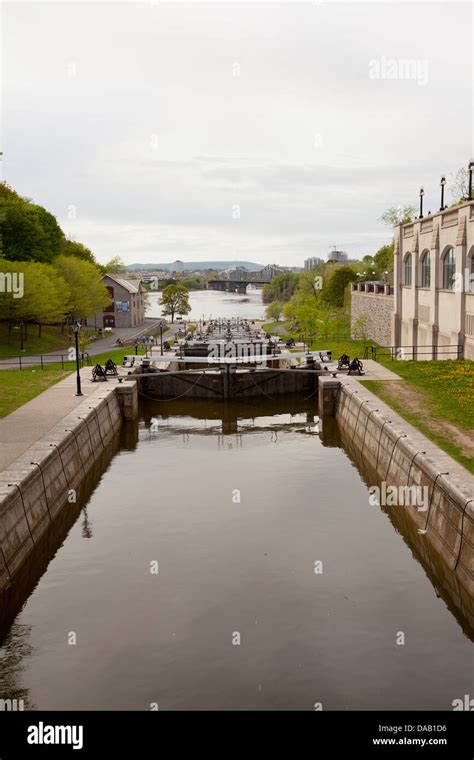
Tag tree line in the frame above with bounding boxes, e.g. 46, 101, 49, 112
0, 182, 111, 343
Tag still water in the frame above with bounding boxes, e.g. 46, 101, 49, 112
0, 398, 471, 711
147, 288, 266, 321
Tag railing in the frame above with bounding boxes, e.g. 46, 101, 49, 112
363, 344, 464, 361
0, 351, 92, 370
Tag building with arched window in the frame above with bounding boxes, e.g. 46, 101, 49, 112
392, 201, 474, 360
91, 274, 146, 330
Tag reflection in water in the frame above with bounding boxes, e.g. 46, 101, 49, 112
0, 399, 471, 710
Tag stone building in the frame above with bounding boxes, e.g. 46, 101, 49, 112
90, 274, 145, 330
351, 282, 394, 345
393, 201, 474, 360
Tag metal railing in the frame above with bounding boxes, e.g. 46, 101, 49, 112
363, 344, 464, 361
0, 351, 92, 370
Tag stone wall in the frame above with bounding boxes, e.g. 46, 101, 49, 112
351, 289, 394, 345
0, 383, 137, 593
318, 376, 473, 602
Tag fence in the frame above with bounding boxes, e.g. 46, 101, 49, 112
0, 352, 92, 370
363, 344, 464, 361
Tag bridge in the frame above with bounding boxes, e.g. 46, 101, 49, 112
207, 264, 287, 293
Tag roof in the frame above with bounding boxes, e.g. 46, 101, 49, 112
103, 274, 140, 294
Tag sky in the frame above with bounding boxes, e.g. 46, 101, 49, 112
1, 1, 473, 267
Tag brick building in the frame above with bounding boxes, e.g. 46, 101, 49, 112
91, 274, 145, 330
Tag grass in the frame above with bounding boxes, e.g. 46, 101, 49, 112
0, 323, 71, 357
0, 369, 71, 417
361, 373, 474, 474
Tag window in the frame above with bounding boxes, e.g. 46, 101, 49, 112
442, 248, 456, 290
404, 253, 412, 286
420, 251, 430, 288
470, 254, 474, 293
116, 300, 130, 312
104, 285, 115, 313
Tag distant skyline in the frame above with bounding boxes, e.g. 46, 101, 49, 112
2, 2, 472, 267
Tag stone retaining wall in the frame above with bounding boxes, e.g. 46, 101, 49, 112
321, 378, 473, 598
351, 291, 393, 345
0, 384, 137, 593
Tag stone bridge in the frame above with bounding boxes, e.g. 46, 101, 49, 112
207, 265, 287, 293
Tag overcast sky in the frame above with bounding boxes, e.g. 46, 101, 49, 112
2, 1, 473, 266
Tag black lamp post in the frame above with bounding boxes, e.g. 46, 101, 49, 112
72, 321, 83, 396
419, 187, 424, 219
159, 320, 165, 355
440, 176, 446, 210
469, 160, 474, 201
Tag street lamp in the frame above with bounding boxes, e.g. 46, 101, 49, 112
159, 320, 165, 356
71, 321, 83, 396
419, 187, 424, 219
469, 160, 474, 201
440, 176, 446, 210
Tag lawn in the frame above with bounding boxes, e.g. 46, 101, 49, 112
0, 369, 71, 418
0, 323, 72, 357
361, 360, 474, 473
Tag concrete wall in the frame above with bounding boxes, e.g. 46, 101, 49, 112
351, 287, 393, 345
318, 377, 473, 597
0, 384, 137, 593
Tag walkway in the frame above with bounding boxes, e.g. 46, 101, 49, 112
0, 366, 125, 471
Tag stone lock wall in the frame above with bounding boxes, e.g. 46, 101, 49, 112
351, 288, 394, 346
0, 383, 137, 593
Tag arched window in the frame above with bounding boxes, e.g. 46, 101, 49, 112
469, 252, 474, 293
404, 253, 412, 286
442, 247, 456, 290
420, 251, 430, 288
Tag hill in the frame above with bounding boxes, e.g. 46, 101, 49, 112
125, 261, 263, 272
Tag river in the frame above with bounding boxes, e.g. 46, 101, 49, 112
146, 287, 266, 321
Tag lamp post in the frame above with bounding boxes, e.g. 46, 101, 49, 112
159, 320, 165, 355
440, 176, 446, 210
469, 160, 474, 201
71, 321, 83, 396
419, 187, 424, 219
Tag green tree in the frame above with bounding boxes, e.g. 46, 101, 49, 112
373, 242, 394, 273
379, 205, 416, 227
62, 239, 96, 264
55, 255, 110, 321
322, 266, 357, 308
159, 284, 191, 322
101, 256, 125, 275
262, 272, 299, 303
265, 300, 284, 322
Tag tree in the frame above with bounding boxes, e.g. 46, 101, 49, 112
265, 301, 284, 322
159, 284, 191, 322
362, 255, 374, 265
62, 239, 96, 264
101, 256, 125, 275
450, 167, 470, 203
262, 272, 299, 303
374, 242, 394, 273
322, 266, 357, 308
379, 205, 416, 227
55, 255, 110, 321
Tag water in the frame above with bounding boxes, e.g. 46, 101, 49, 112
147, 288, 266, 321
0, 398, 471, 711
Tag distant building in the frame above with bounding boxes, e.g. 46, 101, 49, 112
304, 257, 323, 270
91, 274, 145, 330
328, 250, 348, 262
170, 260, 184, 273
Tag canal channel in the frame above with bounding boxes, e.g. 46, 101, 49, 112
0, 396, 471, 711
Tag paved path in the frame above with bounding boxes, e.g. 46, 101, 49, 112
0, 366, 127, 472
